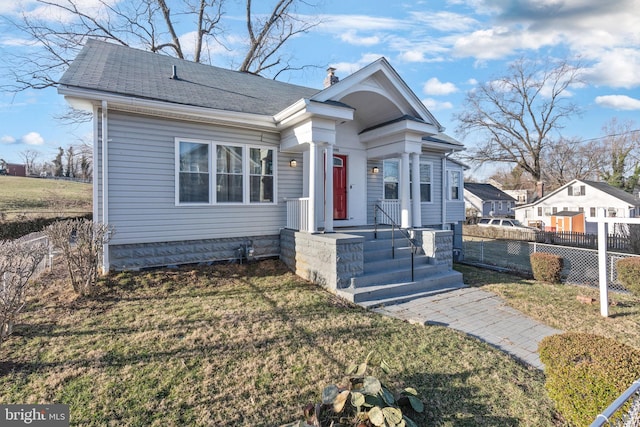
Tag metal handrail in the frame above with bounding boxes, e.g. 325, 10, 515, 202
373, 204, 419, 281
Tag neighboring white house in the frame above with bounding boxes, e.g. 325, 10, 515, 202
57, 39, 466, 297
464, 182, 517, 219
514, 179, 640, 233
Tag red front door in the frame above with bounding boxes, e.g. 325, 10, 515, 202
333, 155, 347, 220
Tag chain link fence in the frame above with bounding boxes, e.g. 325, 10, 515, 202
462, 236, 637, 293
591, 380, 640, 427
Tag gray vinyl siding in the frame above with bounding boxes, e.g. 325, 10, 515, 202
420, 152, 443, 226
98, 110, 301, 245
367, 159, 383, 224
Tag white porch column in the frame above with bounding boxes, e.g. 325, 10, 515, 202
410, 152, 422, 228
324, 144, 334, 232
400, 152, 411, 228
308, 142, 318, 233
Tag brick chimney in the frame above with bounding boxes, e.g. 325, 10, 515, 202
536, 181, 545, 198
323, 67, 339, 88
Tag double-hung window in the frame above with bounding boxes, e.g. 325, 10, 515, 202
447, 170, 462, 200
178, 141, 210, 203
216, 145, 243, 203
176, 139, 275, 205
383, 160, 399, 199
249, 147, 274, 203
419, 162, 432, 202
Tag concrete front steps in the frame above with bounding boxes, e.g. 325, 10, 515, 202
336, 228, 464, 308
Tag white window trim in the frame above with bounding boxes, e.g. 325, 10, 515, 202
383, 159, 400, 200
446, 169, 463, 201
419, 160, 434, 204
175, 138, 212, 206
175, 138, 277, 206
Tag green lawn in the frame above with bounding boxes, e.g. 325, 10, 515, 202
0, 261, 562, 426
0, 176, 92, 219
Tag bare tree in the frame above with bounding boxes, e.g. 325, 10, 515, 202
456, 57, 583, 182
19, 149, 40, 175
3, 0, 322, 94
541, 138, 602, 187
239, 0, 322, 75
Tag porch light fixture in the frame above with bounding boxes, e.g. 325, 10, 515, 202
372, 166, 380, 174
289, 159, 297, 168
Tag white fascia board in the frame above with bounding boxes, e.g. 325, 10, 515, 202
313, 58, 444, 132
360, 119, 439, 144
274, 98, 354, 129
59, 86, 278, 131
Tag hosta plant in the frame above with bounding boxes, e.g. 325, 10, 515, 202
300, 352, 424, 427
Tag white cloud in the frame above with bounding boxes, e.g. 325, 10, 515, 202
423, 77, 458, 96
1, 135, 16, 144
319, 14, 405, 32
467, 78, 478, 85
583, 49, 640, 89
399, 50, 426, 63
422, 98, 454, 111
595, 95, 640, 111
21, 132, 44, 146
339, 30, 380, 46
331, 53, 385, 75
409, 11, 478, 32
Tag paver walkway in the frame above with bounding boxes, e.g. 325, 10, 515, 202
373, 286, 561, 370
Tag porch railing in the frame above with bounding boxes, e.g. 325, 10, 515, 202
377, 199, 401, 225
374, 204, 419, 281
286, 198, 310, 232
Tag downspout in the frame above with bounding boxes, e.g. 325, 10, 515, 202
101, 100, 110, 272
441, 151, 453, 229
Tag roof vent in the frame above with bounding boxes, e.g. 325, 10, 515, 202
323, 67, 339, 88
170, 65, 178, 80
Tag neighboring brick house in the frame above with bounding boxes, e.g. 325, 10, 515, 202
514, 179, 640, 233
464, 182, 517, 219
3, 163, 27, 177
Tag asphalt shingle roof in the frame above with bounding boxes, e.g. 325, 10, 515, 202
464, 183, 516, 202
59, 39, 321, 115
581, 180, 640, 205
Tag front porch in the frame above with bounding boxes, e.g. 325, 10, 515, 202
280, 225, 463, 307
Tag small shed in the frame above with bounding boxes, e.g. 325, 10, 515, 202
550, 211, 584, 233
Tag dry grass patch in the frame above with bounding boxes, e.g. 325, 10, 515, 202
0, 260, 563, 426
456, 263, 640, 349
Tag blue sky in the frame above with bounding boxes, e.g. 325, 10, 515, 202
1, 0, 639, 179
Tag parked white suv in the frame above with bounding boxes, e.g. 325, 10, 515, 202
477, 218, 535, 231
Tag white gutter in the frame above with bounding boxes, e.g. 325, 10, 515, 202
59, 86, 278, 131
101, 100, 110, 272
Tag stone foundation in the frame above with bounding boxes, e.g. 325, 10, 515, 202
109, 235, 280, 270
280, 229, 364, 290
414, 229, 453, 268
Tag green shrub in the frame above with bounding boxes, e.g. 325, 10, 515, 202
539, 332, 640, 427
617, 257, 640, 296
0, 213, 92, 240
530, 252, 563, 283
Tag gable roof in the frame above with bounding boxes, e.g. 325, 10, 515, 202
514, 179, 640, 209
464, 183, 516, 202
59, 39, 319, 116
581, 180, 640, 205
